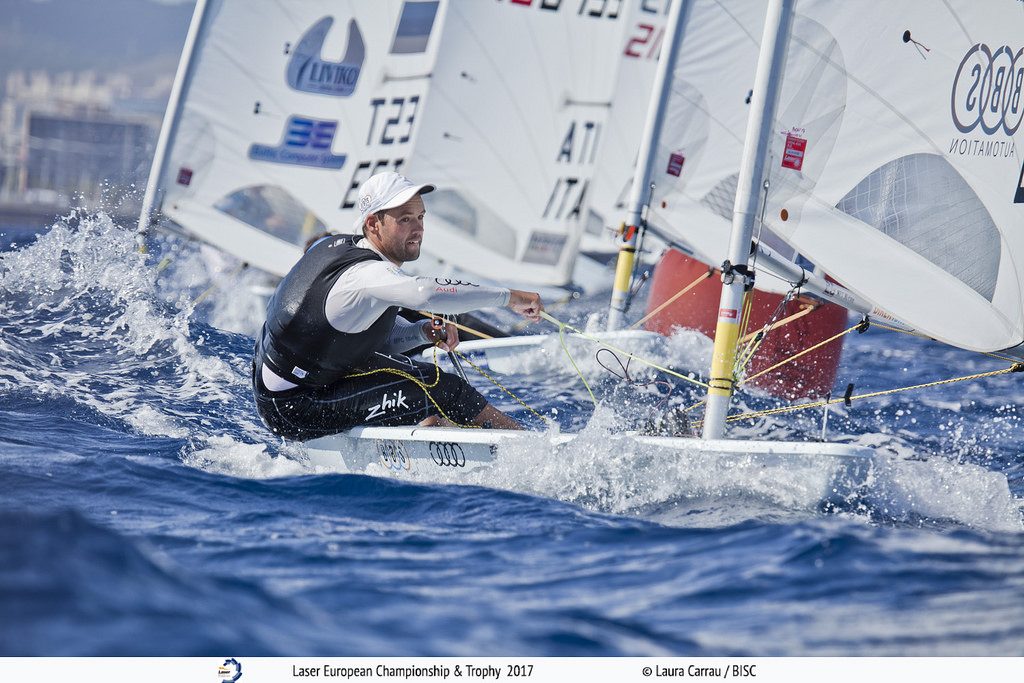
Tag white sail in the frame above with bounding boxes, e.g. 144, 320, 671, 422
606, 0, 814, 298
760, 0, 1024, 353
143, 0, 446, 277
583, 0, 671, 254
405, 1, 630, 286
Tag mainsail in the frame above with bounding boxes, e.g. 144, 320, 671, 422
583, 0, 671, 256
624, 0, 803, 292
140, 0, 448, 277
761, 0, 1024, 354
405, 1, 630, 286
143, 0, 632, 287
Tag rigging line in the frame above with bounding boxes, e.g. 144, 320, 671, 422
739, 302, 816, 345
452, 349, 550, 424
415, 310, 493, 340
548, 314, 598, 407
541, 311, 709, 389
724, 363, 1024, 424
682, 397, 707, 414
627, 268, 714, 330
872, 321, 1021, 364
508, 289, 580, 333
736, 319, 862, 388
735, 288, 799, 370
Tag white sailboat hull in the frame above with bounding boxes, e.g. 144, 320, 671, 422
304, 427, 874, 505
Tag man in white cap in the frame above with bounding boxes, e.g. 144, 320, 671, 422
252, 172, 544, 439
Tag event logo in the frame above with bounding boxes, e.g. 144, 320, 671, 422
217, 659, 242, 683
248, 116, 347, 169
287, 17, 365, 97
950, 43, 1024, 135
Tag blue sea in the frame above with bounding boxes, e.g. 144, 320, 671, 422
1, 212, 1022, 656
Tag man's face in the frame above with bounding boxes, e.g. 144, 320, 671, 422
371, 195, 425, 264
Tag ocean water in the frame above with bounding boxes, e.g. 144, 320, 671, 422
1, 213, 1022, 656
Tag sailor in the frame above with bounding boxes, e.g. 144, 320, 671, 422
252, 172, 544, 440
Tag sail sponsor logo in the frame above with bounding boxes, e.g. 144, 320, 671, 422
779, 127, 808, 171
1015, 160, 1024, 203
782, 133, 807, 171
287, 17, 365, 97
947, 138, 1016, 158
248, 116, 347, 169
666, 152, 685, 177
950, 43, 1024, 136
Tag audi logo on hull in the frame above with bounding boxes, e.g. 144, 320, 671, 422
429, 442, 466, 467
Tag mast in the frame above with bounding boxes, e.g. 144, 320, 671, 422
135, 0, 212, 248
702, 0, 794, 440
606, 0, 690, 331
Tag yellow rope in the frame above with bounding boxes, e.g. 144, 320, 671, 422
547, 314, 599, 407
734, 291, 761, 375
628, 268, 714, 330
540, 311, 709, 389
736, 320, 863, 388
739, 303, 816, 345
682, 397, 707, 414
453, 349, 551, 423
724, 363, 1024, 423
415, 310, 494, 340
734, 302, 818, 379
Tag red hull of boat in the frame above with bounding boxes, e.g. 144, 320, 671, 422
644, 248, 848, 400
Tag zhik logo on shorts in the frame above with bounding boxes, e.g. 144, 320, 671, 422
366, 390, 410, 421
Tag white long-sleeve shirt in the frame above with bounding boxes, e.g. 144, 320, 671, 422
262, 238, 510, 391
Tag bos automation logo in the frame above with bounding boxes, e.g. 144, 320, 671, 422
248, 116, 347, 169
287, 17, 365, 96
951, 43, 1024, 135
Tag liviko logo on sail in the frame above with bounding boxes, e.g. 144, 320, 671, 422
287, 17, 366, 97
948, 42, 1022, 160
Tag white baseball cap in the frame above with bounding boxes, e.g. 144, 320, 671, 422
353, 172, 435, 231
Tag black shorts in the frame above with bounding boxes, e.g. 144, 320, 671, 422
252, 351, 489, 441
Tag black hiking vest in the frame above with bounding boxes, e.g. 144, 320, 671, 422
256, 235, 400, 387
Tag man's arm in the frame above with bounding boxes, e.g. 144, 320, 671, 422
326, 261, 512, 333
378, 316, 434, 355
